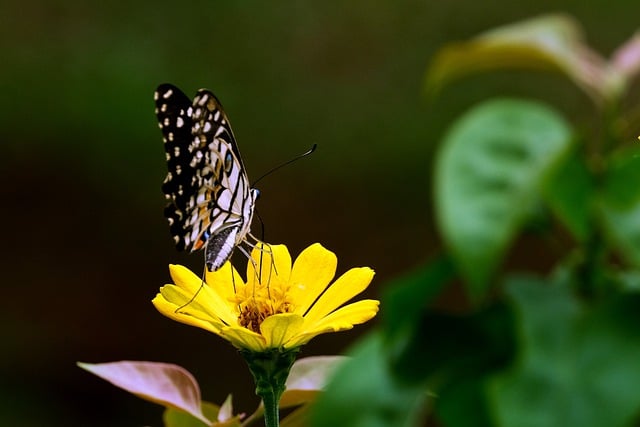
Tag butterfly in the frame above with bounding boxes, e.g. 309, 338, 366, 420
154, 83, 259, 271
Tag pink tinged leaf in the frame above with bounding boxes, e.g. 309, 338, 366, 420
78, 361, 212, 425
217, 394, 235, 423
280, 356, 347, 408
612, 31, 640, 81
425, 14, 617, 103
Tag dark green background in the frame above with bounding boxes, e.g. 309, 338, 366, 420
2, 1, 638, 425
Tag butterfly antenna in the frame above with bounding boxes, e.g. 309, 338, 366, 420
256, 208, 266, 244
251, 144, 317, 187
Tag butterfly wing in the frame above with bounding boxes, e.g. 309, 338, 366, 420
190, 89, 256, 270
155, 84, 198, 251
154, 84, 256, 270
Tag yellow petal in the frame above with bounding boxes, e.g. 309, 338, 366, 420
156, 285, 207, 315
307, 299, 380, 331
169, 264, 205, 293
167, 266, 238, 327
246, 243, 292, 288
152, 292, 223, 335
155, 285, 229, 331
259, 313, 305, 349
205, 261, 245, 305
200, 264, 244, 326
221, 326, 267, 352
303, 267, 375, 324
288, 300, 380, 347
289, 243, 338, 315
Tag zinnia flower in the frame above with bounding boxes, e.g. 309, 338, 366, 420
152, 243, 379, 352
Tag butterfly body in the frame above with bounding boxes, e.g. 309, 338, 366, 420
154, 83, 258, 271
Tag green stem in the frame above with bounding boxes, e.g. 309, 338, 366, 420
240, 348, 300, 427
261, 386, 279, 427
575, 95, 620, 298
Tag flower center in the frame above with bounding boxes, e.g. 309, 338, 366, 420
236, 280, 293, 333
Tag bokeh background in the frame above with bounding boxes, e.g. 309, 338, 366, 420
2, 1, 639, 425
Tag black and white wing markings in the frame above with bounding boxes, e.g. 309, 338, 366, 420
154, 83, 259, 271
154, 84, 195, 249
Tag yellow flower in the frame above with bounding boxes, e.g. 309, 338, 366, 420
152, 243, 379, 352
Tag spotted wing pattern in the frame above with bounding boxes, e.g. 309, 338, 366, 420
154, 83, 258, 271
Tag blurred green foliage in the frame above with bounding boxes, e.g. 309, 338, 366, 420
435, 98, 572, 296
312, 14, 640, 427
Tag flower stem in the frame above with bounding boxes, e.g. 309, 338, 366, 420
240, 348, 300, 427
261, 386, 279, 427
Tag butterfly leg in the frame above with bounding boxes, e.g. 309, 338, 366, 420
173, 264, 208, 314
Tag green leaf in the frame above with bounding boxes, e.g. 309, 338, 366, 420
389, 303, 514, 427
164, 402, 229, 427
542, 146, 592, 241
382, 255, 454, 335
381, 255, 455, 379
425, 14, 619, 103
390, 304, 514, 386
434, 98, 572, 297
435, 377, 495, 427
309, 333, 427, 427
599, 146, 640, 267
380, 257, 514, 427
614, 270, 640, 292
489, 276, 640, 427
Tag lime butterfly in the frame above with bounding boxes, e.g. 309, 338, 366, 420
154, 83, 259, 271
